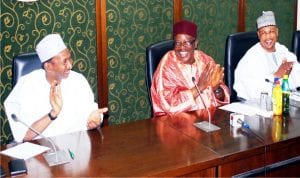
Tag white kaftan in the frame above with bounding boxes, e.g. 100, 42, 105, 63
234, 42, 300, 100
4, 69, 98, 142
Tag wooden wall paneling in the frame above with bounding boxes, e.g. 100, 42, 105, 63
238, 0, 246, 32
96, 0, 108, 108
174, 0, 183, 23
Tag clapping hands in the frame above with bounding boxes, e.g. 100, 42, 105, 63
275, 60, 294, 78
197, 61, 224, 91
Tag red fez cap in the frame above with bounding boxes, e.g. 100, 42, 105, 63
173, 20, 197, 38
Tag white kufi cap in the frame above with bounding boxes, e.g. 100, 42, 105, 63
257, 11, 276, 29
36, 34, 67, 63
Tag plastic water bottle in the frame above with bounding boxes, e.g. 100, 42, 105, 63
282, 75, 290, 115
272, 80, 282, 115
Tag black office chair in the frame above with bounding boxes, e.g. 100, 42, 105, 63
12, 52, 42, 87
224, 31, 259, 102
291, 30, 300, 62
145, 40, 174, 112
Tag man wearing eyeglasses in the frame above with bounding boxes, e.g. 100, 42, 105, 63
150, 20, 230, 116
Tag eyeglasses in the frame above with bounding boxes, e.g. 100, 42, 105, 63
174, 39, 196, 48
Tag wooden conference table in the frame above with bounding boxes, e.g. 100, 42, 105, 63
1, 106, 300, 177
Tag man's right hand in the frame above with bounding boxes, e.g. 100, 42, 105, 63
49, 80, 63, 117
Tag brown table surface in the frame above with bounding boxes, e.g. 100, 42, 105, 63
1, 106, 300, 177
244, 106, 300, 144
157, 108, 267, 176
243, 105, 300, 175
158, 108, 265, 155
1, 117, 219, 177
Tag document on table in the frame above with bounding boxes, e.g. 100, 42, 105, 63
219, 101, 273, 118
0, 142, 50, 160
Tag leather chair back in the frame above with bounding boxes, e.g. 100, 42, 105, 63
292, 30, 300, 62
12, 52, 42, 87
145, 40, 174, 110
224, 31, 259, 102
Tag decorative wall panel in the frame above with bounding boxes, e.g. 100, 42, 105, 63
182, 0, 238, 65
106, 0, 173, 125
0, 0, 97, 144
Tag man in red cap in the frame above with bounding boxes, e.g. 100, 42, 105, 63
150, 20, 230, 116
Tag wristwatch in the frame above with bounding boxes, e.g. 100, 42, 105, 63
48, 112, 57, 121
214, 86, 222, 94
214, 86, 225, 101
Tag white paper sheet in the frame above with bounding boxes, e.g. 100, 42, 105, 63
219, 101, 273, 118
0, 142, 50, 160
290, 91, 300, 101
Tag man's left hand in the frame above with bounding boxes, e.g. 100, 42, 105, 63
209, 64, 224, 90
87, 107, 108, 129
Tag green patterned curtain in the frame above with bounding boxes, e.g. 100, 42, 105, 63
182, 0, 238, 65
0, 0, 97, 145
106, 0, 173, 125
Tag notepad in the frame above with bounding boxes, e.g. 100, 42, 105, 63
219, 101, 273, 118
0, 142, 50, 160
0, 165, 6, 178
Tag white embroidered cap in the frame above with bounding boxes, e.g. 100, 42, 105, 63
257, 11, 276, 29
35, 34, 67, 63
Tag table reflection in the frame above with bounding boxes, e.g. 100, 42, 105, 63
38, 131, 92, 174
271, 115, 290, 142
156, 107, 225, 147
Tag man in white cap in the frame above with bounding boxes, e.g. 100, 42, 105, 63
234, 11, 300, 100
4, 34, 108, 142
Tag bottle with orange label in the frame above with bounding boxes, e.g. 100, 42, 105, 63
272, 80, 282, 115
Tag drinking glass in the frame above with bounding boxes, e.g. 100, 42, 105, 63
260, 92, 268, 111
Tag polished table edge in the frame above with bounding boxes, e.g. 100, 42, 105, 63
1, 107, 300, 177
